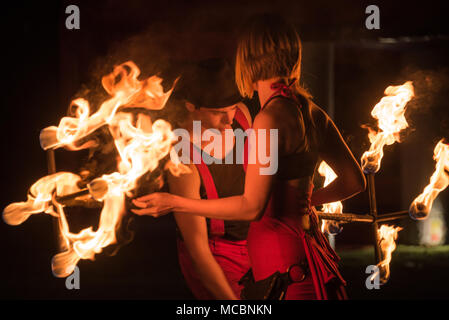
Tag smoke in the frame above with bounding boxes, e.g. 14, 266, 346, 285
401, 67, 449, 141
403, 68, 449, 111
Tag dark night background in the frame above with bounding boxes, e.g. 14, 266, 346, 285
1, 0, 449, 300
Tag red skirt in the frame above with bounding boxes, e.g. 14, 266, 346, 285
177, 237, 250, 300
248, 194, 347, 300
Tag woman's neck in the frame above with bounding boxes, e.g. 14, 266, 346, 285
256, 77, 284, 108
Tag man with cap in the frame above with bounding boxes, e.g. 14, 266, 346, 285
167, 59, 254, 300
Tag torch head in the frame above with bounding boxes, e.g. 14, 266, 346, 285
409, 201, 430, 220
87, 178, 109, 201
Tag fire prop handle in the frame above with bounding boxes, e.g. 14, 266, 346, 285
47, 150, 63, 252
54, 189, 91, 203
316, 171, 410, 272
316, 210, 409, 223
367, 174, 382, 265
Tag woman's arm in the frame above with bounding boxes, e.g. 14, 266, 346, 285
311, 110, 366, 207
132, 109, 277, 221
167, 165, 238, 300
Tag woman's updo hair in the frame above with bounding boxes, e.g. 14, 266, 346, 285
235, 14, 311, 100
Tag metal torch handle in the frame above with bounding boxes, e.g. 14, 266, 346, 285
367, 173, 382, 265
46, 149, 64, 252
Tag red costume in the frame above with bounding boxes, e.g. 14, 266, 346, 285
247, 82, 348, 300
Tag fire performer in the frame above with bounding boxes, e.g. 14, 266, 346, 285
165, 59, 253, 300
133, 15, 366, 300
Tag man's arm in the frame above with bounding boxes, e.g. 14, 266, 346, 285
167, 164, 237, 300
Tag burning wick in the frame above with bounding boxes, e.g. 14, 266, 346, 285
409, 139, 449, 220
361, 81, 414, 174
372, 224, 402, 285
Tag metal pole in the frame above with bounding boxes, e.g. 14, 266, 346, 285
376, 210, 409, 223
367, 173, 382, 265
316, 212, 374, 223
47, 149, 56, 174
47, 149, 63, 252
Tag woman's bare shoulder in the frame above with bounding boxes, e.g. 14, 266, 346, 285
253, 100, 286, 129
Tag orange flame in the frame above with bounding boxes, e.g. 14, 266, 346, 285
372, 225, 402, 284
3, 61, 190, 277
3, 173, 81, 226
317, 161, 343, 234
361, 81, 414, 174
409, 139, 449, 220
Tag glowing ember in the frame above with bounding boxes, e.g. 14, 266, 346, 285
409, 139, 449, 220
3, 61, 189, 277
361, 81, 414, 174
372, 225, 402, 284
317, 161, 343, 235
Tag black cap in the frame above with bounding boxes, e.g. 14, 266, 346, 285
173, 58, 241, 109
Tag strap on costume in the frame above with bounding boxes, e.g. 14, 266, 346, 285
190, 143, 224, 236
262, 78, 300, 109
234, 107, 250, 131
189, 106, 251, 236
234, 106, 251, 172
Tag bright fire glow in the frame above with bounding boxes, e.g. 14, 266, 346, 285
317, 161, 343, 235
409, 139, 449, 220
361, 81, 414, 174
372, 225, 402, 284
3, 61, 190, 277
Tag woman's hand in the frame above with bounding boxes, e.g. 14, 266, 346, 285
131, 192, 175, 217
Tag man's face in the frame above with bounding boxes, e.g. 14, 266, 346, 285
196, 105, 237, 133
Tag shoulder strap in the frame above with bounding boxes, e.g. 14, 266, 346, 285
234, 105, 251, 172
189, 142, 225, 237
234, 107, 250, 131
262, 79, 300, 110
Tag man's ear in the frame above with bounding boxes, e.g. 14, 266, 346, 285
185, 101, 196, 112
252, 82, 258, 91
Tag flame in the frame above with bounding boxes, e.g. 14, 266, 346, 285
3, 173, 81, 226
39, 61, 175, 151
317, 161, 343, 235
3, 61, 190, 277
409, 139, 449, 220
372, 225, 402, 284
361, 81, 414, 174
